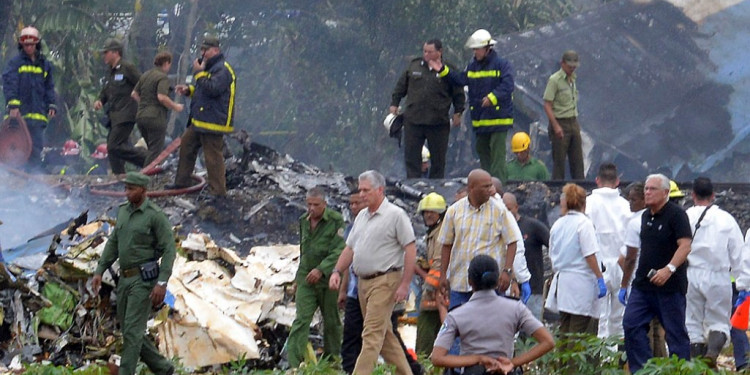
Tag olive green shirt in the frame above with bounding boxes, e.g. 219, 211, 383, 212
297, 208, 346, 284
95, 198, 176, 283
98, 60, 141, 126
507, 157, 550, 181
543, 68, 578, 119
134, 67, 170, 121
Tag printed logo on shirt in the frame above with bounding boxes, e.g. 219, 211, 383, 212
114, 74, 124, 81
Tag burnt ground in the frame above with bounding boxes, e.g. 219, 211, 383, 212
5, 136, 750, 256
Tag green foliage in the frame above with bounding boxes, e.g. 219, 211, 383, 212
23, 362, 110, 375
638, 355, 732, 375
517, 332, 624, 375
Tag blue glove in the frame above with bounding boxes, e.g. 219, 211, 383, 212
618, 288, 628, 306
736, 290, 750, 308
521, 282, 531, 304
597, 277, 607, 298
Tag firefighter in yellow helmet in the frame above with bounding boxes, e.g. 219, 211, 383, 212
506, 132, 550, 181
415, 192, 449, 356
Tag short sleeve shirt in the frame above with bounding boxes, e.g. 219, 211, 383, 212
543, 68, 578, 119
438, 197, 522, 292
135, 67, 171, 121
433, 290, 543, 357
347, 198, 415, 276
506, 157, 550, 181
633, 201, 692, 294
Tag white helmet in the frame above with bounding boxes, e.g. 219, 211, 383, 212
384, 113, 398, 132
19, 26, 40, 44
465, 29, 496, 49
422, 145, 431, 163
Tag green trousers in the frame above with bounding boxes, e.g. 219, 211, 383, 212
475, 131, 508, 183
415, 310, 441, 357
287, 281, 342, 368
116, 275, 172, 375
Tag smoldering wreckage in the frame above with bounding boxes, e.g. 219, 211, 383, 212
4, 134, 750, 373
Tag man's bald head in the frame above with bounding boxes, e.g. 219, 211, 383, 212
467, 169, 493, 206
491, 177, 503, 196
502, 192, 519, 217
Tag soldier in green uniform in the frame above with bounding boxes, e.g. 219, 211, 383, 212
287, 187, 346, 368
91, 172, 175, 375
507, 131, 550, 181
93, 38, 146, 174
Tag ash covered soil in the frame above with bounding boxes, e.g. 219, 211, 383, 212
4, 136, 750, 254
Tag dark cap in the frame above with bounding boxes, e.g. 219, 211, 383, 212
123, 172, 150, 188
201, 35, 220, 49
562, 50, 579, 67
101, 38, 123, 53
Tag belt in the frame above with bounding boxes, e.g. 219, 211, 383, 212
122, 267, 140, 278
359, 267, 402, 280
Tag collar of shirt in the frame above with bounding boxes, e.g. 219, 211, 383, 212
469, 289, 496, 302
127, 198, 149, 214
365, 197, 390, 219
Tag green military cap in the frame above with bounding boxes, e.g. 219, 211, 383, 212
123, 172, 150, 187
201, 35, 220, 49
101, 38, 123, 53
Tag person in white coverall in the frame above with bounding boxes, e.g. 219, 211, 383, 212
585, 162, 631, 339
684, 177, 749, 367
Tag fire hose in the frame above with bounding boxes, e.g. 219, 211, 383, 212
88, 137, 207, 197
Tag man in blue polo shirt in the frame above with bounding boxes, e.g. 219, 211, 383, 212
621, 173, 692, 373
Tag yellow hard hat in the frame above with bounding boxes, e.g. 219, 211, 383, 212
418, 192, 446, 213
511, 132, 531, 153
669, 180, 684, 198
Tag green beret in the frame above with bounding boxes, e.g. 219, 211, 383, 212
123, 172, 150, 187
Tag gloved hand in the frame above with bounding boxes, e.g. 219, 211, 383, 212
736, 290, 750, 308
521, 282, 531, 304
618, 288, 628, 306
597, 277, 607, 298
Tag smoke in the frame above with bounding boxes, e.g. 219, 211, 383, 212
0, 169, 82, 250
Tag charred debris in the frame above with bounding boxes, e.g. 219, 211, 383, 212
1, 136, 749, 372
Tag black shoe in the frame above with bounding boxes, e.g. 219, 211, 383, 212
164, 183, 189, 190
165, 366, 174, 375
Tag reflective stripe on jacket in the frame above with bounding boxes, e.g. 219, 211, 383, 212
188, 53, 235, 134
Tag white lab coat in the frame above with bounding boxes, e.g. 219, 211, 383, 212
545, 211, 601, 318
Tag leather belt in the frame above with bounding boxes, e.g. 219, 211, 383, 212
359, 267, 402, 280
122, 267, 140, 278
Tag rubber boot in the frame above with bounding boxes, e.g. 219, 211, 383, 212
690, 343, 707, 359
705, 331, 727, 368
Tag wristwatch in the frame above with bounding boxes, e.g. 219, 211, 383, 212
666, 264, 676, 273
157, 281, 168, 287
503, 268, 513, 275
332, 268, 341, 275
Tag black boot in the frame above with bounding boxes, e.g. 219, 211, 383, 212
705, 331, 727, 368
690, 343, 707, 359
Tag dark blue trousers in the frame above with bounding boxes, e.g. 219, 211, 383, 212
623, 288, 690, 373
731, 284, 750, 370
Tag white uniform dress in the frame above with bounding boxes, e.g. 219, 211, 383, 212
685, 205, 748, 343
545, 211, 601, 318
585, 187, 630, 338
